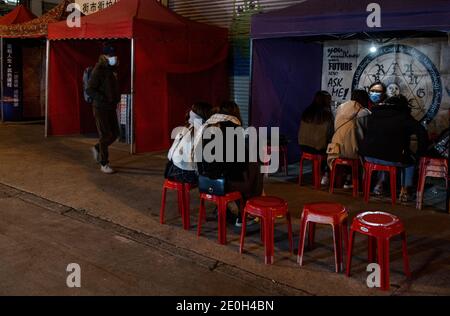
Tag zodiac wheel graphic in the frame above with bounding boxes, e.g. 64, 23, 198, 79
352, 44, 443, 124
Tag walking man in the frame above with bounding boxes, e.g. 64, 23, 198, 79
87, 43, 121, 174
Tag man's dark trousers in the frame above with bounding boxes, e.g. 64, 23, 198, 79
93, 107, 119, 166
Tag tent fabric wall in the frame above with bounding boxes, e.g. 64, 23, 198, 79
251, 38, 323, 162
167, 62, 229, 143
47, 0, 229, 153
128, 20, 229, 152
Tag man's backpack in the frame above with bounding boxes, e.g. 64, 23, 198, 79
83, 66, 94, 104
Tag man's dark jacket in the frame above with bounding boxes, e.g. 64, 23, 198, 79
86, 55, 120, 110
357, 104, 429, 164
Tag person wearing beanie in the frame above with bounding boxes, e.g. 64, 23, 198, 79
86, 43, 121, 174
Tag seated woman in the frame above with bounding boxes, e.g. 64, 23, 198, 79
327, 89, 370, 188
357, 95, 429, 202
195, 101, 263, 228
298, 90, 334, 185
165, 102, 213, 184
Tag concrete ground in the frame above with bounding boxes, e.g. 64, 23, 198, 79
0, 122, 449, 296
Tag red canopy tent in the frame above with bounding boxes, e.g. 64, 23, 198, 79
0, 5, 36, 26
0, 0, 72, 38
47, 0, 229, 153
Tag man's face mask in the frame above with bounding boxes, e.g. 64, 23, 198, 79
369, 91, 383, 104
108, 56, 117, 66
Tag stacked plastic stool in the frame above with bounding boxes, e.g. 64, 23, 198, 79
297, 202, 349, 272
197, 192, 243, 245
240, 196, 293, 264
346, 211, 411, 291
330, 158, 359, 197
299, 152, 326, 190
363, 162, 397, 205
416, 157, 448, 210
160, 179, 196, 230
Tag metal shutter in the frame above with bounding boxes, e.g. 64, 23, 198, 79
169, 0, 306, 126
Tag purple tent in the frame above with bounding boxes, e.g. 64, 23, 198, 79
252, 0, 450, 39
250, 0, 450, 162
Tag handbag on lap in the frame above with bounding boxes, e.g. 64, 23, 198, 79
198, 175, 226, 196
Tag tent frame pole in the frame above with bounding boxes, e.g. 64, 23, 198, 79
45, 39, 50, 138
248, 38, 254, 127
0, 37, 3, 122
130, 38, 135, 154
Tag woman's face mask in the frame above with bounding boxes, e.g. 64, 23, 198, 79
369, 91, 383, 104
107, 56, 118, 66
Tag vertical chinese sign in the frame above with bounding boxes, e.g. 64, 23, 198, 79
2, 41, 23, 121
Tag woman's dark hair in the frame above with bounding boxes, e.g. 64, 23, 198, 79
385, 94, 412, 114
184, 101, 213, 126
301, 90, 333, 124
219, 101, 242, 124
369, 81, 387, 93
351, 89, 369, 108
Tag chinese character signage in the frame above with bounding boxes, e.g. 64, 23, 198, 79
75, 0, 121, 15
2, 40, 23, 121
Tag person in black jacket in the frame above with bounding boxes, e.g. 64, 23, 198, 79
358, 95, 429, 202
87, 44, 121, 174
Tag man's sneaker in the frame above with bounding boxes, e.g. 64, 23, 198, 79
100, 164, 115, 174
91, 146, 100, 163
321, 174, 329, 186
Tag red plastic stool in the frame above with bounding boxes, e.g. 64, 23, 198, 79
263, 145, 288, 176
363, 162, 397, 205
416, 157, 448, 210
160, 179, 196, 230
299, 152, 326, 190
297, 203, 349, 272
240, 196, 293, 264
330, 158, 359, 197
346, 211, 411, 291
197, 192, 243, 245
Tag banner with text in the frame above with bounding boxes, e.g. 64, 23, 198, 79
2, 40, 23, 121
75, 0, 120, 15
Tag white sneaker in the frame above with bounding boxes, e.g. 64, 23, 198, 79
343, 182, 353, 189
91, 146, 99, 163
373, 184, 383, 196
235, 217, 259, 228
100, 164, 115, 174
321, 175, 329, 186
